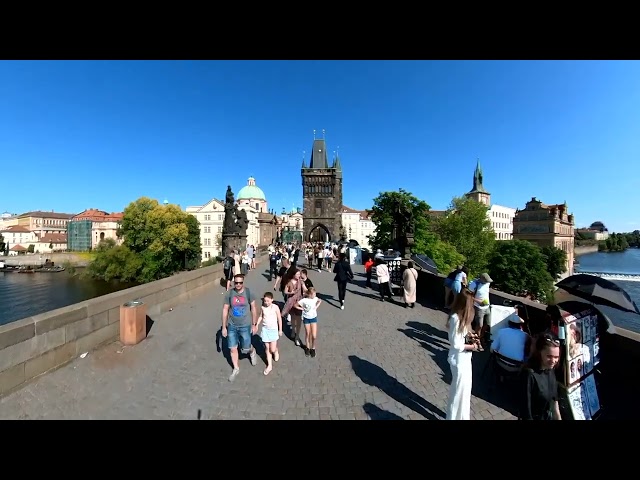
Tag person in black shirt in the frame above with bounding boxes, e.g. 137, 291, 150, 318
520, 333, 562, 420
300, 269, 313, 290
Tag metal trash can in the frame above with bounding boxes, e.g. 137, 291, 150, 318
120, 300, 147, 346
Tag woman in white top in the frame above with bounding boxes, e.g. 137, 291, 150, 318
446, 288, 480, 420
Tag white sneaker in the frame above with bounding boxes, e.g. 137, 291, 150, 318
341, 304, 344, 310
249, 350, 257, 366
228, 368, 239, 382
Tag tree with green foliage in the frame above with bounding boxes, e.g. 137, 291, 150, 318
431, 196, 496, 276
368, 189, 465, 273
87, 197, 202, 283
27, 244, 35, 253
599, 232, 629, 252
487, 240, 554, 302
540, 245, 567, 280
0, 233, 4, 253
624, 230, 640, 248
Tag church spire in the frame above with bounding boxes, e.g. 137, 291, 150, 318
471, 158, 487, 193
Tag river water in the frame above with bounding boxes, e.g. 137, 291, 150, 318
0, 269, 135, 326
574, 248, 640, 334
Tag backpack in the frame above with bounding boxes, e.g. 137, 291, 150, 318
270, 252, 278, 262
223, 256, 232, 270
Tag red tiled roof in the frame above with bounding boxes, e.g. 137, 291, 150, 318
0, 225, 32, 233
39, 233, 67, 244
10, 244, 27, 251
72, 209, 124, 222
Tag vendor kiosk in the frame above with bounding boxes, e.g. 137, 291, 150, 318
556, 304, 603, 420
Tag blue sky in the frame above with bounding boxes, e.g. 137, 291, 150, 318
1, 60, 638, 232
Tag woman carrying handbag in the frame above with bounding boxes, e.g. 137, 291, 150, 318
333, 252, 354, 310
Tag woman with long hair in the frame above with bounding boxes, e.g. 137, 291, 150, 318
402, 261, 418, 308
446, 289, 479, 420
333, 252, 354, 310
520, 333, 561, 420
281, 268, 307, 346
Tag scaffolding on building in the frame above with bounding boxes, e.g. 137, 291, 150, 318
67, 220, 93, 251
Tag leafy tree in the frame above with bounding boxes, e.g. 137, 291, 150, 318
85, 240, 143, 282
599, 232, 629, 252
0, 233, 4, 253
27, 244, 35, 253
368, 189, 464, 273
88, 197, 202, 283
540, 245, 567, 280
431, 196, 496, 276
487, 240, 554, 302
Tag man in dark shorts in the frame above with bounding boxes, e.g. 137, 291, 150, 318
221, 274, 258, 382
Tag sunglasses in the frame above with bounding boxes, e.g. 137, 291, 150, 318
235, 281, 243, 285
543, 334, 560, 346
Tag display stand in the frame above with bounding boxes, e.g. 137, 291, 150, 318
557, 306, 603, 420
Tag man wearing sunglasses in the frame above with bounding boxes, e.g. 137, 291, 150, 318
221, 274, 258, 382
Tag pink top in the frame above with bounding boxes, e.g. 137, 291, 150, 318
261, 304, 279, 330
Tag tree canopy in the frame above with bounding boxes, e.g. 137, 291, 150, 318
431, 196, 496, 276
368, 189, 465, 273
0, 233, 4, 253
86, 197, 202, 283
540, 245, 567, 280
487, 240, 554, 302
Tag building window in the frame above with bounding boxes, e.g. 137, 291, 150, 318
315, 200, 323, 216
218, 214, 223, 221
204, 214, 210, 221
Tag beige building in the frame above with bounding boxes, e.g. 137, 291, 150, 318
69, 209, 124, 250
16, 210, 75, 236
1, 210, 74, 254
340, 206, 375, 249
513, 197, 575, 276
577, 221, 609, 241
464, 159, 516, 241
186, 197, 261, 261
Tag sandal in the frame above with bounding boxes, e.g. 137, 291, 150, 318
274, 351, 279, 362
263, 366, 272, 375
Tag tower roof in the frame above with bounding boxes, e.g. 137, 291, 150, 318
309, 139, 329, 169
468, 158, 489, 194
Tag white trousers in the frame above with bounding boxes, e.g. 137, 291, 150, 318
446, 351, 472, 420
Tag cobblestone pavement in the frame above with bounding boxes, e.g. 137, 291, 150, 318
0, 262, 518, 419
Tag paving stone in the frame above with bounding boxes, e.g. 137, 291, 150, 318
0, 263, 519, 420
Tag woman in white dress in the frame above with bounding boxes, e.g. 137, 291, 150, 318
446, 288, 479, 420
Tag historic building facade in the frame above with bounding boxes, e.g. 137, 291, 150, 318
464, 160, 516, 240
513, 197, 575, 276
340, 206, 375, 249
67, 209, 124, 251
301, 136, 343, 242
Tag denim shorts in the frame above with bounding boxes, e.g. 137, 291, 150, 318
303, 316, 317, 325
226, 323, 252, 353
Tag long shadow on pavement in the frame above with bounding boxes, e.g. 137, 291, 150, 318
398, 321, 452, 384
399, 320, 519, 416
349, 355, 445, 420
363, 403, 404, 420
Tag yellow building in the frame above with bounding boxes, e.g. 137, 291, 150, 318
513, 197, 575, 276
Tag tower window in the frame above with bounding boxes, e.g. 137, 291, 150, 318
315, 200, 323, 216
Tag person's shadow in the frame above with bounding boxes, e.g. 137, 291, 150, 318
362, 403, 404, 420
349, 355, 445, 420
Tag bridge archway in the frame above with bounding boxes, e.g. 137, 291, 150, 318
308, 223, 331, 243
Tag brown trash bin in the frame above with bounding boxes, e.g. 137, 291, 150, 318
120, 300, 147, 345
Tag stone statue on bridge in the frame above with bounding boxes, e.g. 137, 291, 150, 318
221, 186, 249, 257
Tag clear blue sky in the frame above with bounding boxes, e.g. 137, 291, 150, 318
1, 60, 638, 232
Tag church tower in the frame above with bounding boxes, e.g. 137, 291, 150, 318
301, 131, 343, 242
465, 159, 491, 206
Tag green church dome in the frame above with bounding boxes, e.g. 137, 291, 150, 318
237, 177, 266, 201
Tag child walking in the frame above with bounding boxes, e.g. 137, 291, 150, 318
257, 292, 283, 375
295, 287, 322, 358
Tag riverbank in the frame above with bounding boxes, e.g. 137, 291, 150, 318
575, 245, 598, 256
0, 252, 95, 268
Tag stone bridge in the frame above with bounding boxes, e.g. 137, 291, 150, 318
0, 263, 518, 420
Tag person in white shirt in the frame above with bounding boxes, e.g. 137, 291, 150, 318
295, 287, 322, 358
468, 273, 493, 341
375, 258, 393, 302
490, 313, 530, 364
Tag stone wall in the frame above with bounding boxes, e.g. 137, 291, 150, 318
302, 167, 343, 242
414, 268, 640, 419
575, 244, 598, 256
0, 257, 263, 397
